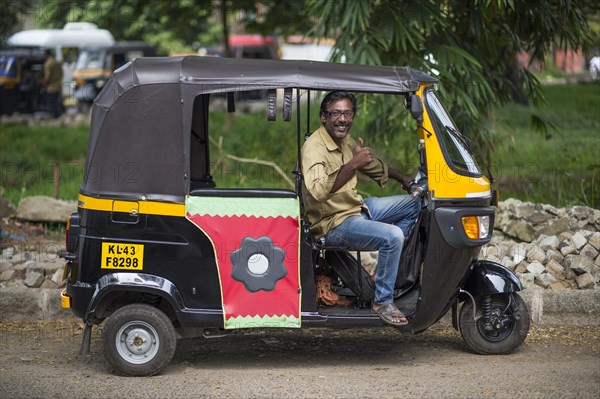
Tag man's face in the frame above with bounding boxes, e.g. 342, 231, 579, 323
321, 98, 354, 143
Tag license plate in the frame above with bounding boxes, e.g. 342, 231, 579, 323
101, 242, 144, 270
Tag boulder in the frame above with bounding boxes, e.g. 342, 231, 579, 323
0, 197, 17, 218
501, 256, 516, 271
526, 261, 545, 276
516, 272, 534, 288
580, 244, 599, 260
566, 255, 595, 275
545, 249, 564, 264
24, 270, 44, 288
545, 259, 565, 280
536, 217, 571, 237
535, 272, 558, 288
548, 281, 567, 290
576, 273, 596, 289
537, 235, 559, 251
515, 261, 529, 274
16, 196, 76, 223
527, 212, 553, 225
559, 240, 577, 256
505, 221, 536, 242
571, 232, 588, 250
51, 268, 65, 286
526, 244, 547, 264
0, 269, 16, 281
588, 232, 600, 251
510, 244, 528, 264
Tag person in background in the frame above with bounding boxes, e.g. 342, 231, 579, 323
41, 49, 63, 118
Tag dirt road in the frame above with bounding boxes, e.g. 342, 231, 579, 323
0, 321, 598, 399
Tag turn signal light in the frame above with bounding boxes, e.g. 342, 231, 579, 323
462, 216, 479, 239
462, 215, 490, 240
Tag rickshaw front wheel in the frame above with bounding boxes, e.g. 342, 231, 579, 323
102, 303, 177, 376
459, 293, 530, 355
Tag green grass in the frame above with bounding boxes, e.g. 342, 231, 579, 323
1, 83, 598, 208
490, 83, 600, 208
0, 125, 88, 204
0, 123, 89, 204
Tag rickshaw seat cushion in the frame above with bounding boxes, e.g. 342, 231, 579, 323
189, 188, 297, 198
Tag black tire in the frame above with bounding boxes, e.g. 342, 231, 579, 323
459, 293, 530, 355
102, 304, 177, 376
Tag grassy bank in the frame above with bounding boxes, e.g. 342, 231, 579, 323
490, 83, 599, 209
0, 123, 88, 205
0, 83, 598, 208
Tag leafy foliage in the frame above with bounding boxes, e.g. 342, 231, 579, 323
30, 0, 312, 55
0, 0, 34, 42
307, 0, 594, 165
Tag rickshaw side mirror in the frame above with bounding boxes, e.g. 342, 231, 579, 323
410, 94, 423, 124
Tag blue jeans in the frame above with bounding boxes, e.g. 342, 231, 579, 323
323, 195, 421, 305
46, 92, 61, 118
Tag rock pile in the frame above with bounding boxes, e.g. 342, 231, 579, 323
481, 198, 600, 290
1, 198, 598, 295
0, 242, 65, 290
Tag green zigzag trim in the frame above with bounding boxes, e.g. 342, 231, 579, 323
186, 196, 299, 218
224, 314, 301, 329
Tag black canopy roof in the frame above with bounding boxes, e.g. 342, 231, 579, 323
83, 56, 438, 202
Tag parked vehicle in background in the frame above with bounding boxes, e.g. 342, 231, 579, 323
199, 34, 280, 60
280, 36, 335, 62
229, 34, 280, 59
73, 42, 156, 112
0, 48, 45, 115
5, 22, 114, 99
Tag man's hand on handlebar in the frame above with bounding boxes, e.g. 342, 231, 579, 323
388, 167, 414, 192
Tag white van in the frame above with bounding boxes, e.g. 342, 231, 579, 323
6, 22, 115, 98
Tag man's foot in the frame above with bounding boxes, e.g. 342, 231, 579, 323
371, 302, 408, 326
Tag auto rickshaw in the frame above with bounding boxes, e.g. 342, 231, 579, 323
72, 42, 156, 111
59, 56, 530, 376
0, 48, 45, 115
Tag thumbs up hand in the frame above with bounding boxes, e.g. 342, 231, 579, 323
351, 137, 375, 169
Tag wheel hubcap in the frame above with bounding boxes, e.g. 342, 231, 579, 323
477, 306, 515, 342
115, 321, 160, 364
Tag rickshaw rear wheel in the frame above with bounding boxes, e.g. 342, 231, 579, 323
459, 293, 530, 355
102, 303, 177, 376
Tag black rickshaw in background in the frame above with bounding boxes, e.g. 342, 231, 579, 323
0, 48, 45, 115
59, 56, 530, 376
72, 42, 155, 112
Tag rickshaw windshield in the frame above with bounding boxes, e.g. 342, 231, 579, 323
76, 50, 105, 70
425, 90, 482, 176
0, 56, 17, 77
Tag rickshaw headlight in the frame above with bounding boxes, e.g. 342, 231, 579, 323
462, 215, 490, 240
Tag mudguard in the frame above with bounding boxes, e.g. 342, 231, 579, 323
463, 260, 522, 296
84, 273, 185, 321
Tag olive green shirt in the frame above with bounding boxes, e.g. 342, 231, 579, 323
44, 56, 63, 94
301, 126, 388, 239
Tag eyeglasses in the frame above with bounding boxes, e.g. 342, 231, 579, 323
324, 110, 355, 119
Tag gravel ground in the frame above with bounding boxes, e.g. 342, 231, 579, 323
0, 321, 598, 399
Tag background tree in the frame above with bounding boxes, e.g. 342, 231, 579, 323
0, 0, 35, 42
31, 0, 310, 55
307, 0, 593, 166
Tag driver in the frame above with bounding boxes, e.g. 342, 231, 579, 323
302, 91, 421, 326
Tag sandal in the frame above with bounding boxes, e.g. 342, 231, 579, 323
372, 302, 408, 326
